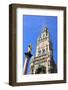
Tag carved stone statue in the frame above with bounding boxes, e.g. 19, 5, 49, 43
28, 44, 32, 53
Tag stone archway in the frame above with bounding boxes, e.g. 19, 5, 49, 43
35, 65, 46, 74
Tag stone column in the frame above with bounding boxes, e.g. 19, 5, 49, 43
23, 44, 32, 74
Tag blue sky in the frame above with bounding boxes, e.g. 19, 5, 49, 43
23, 15, 57, 74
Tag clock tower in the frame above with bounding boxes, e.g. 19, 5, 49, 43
30, 27, 57, 74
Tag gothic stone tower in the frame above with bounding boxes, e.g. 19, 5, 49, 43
30, 27, 57, 74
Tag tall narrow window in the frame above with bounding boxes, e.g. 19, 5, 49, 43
42, 49, 46, 55
38, 50, 41, 56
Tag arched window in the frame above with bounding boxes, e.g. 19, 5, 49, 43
42, 49, 46, 55
35, 65, 46, 74
38, 50, 41, 56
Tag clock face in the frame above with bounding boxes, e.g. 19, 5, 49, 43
39, 42, 46, 49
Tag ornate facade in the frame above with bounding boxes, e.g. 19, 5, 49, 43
30, 27, 57, 74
